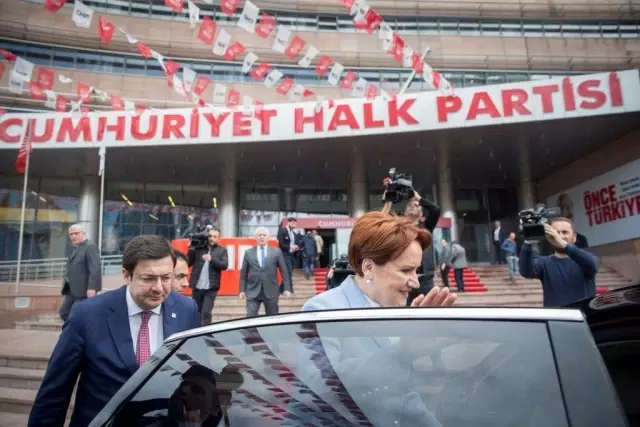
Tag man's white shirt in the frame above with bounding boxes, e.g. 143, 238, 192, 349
126, 286, 164, 355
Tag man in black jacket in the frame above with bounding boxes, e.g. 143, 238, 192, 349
187, 228, 229, 325
404, 192, 441, 306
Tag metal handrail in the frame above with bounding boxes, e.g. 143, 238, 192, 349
0, 255, 123, 282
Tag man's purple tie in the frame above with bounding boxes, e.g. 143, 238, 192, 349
136, 311, 152, 366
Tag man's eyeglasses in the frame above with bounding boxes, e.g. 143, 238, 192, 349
136, 275, 174, 286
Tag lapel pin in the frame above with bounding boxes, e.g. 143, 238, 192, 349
171, 313, 177, 319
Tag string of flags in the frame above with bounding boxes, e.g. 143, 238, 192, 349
6, 0, 454, 117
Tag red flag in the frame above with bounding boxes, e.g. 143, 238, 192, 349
110, 95, 124, 110
340, 71, 356, 89
250, 62, 271, 81
36, 67, 55, 90
276, 78, 293, 96
0, 49, 16, 62
197, 16, 216, 45
193, 76, 211, 96
340, 0, 355, 10
165, 0, 184, 13
363, 9, 382, 34
389, 34, 404, 62
220, 0, 239, 17
28, 82, 45, 100
77, 82, 92, 102
98, 16, 115, 44
432, 72, 442, 90
314, 56, 333, 77
226, 89, 240, 107
366, 84, 378, 99
164, 60, 181, 76
412, 53, 424, 74
137, 43, 153, 58
284, 36, 306, 59
224, 42, 245, 61
255, 13, 276, 38
15, 121, 33, 175
44, 0, 67, 13
55, 95, 68, 112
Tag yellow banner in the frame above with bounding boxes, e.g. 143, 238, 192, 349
0, 207, 77, 223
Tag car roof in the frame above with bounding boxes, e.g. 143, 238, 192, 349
566, 283, 640, 326
165, 307, 585, 343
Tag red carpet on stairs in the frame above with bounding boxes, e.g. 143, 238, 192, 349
314, 268, 329, 294
447, 268, 488, 292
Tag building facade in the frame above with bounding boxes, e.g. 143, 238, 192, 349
0, 0, 639, 266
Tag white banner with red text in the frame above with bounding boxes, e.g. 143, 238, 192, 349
1, 70, 639, 149
547, 157, 640, 247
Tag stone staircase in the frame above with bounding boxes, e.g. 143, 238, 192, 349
439, 264, 634, 307
0, 265, 634, 424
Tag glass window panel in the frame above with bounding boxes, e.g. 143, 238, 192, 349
337, 19, 356, 32
124, 58, 147, 75
619, 24, 639, 38
486, 73, 506, 85
23, 46, 52, 66
75, 53, 103, 71
459, 22, 481, 36
464, 73, 486, 86
130, 2, 152, 18
501, 23, 521, 36
107, 319, 568, 427
417, 21, 438, 35
602, 24, 619, 38
480, 21, 501, 36
99, 55, 125, 73
440, 22, 459, 35
53, 50, 76, 68
505, 73, 528, 83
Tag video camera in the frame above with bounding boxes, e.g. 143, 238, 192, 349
331, 254, 354, 274
518, 204, 561, 241
383, 168, 414, 204
188, 224, 212, 250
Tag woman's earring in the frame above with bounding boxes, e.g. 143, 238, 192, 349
366, 279, 372, 285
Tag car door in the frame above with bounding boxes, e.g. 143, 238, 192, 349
90, 307, 617, 427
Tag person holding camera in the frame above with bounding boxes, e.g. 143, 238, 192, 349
382, 180, 441, 305
519, 218, 598, 307
187, 227, 229, 325
325, 255, 353, 290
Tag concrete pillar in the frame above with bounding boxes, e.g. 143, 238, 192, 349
77, 176, 100, 244
437, 140, 458, 241
518, 139, 535, 211
219, 146, 238, 237
348, 147, 368, 217
283, 187, 296, 213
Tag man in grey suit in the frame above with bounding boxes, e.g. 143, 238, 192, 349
239, 227, 291, 317
59, 224, 102, 322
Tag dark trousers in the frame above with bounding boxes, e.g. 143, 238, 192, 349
406, 276, 435, 306
493, 241, 504, 264
246, 289, 279, 317
454, 268, 465, 291
441, 266, 450, 287
192, 288, 217, 325
59, 294, 85, 322
281, 252, 295, 294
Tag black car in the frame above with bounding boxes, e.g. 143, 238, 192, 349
89, 291, 639, 427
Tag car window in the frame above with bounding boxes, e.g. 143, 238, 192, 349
105, 319, 568, 427
599, 341, 640, 427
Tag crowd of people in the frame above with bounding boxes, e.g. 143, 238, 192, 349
26, 188, 602, 426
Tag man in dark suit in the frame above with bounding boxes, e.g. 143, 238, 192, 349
59, 224, 102, 322
239, 226, 291, 317
28, 235, 200, 427
187, 227, 228, 325
277, 217, 299, 293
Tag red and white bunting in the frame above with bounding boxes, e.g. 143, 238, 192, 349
198, 16, 216, 44
220, 0, 240, 17
165, 0, 184, 14
35, 67, 55, 90
44, 0, 67, 13
213, 29, 231, 56
242, 52, 259, 73
238, 0, 260, 33
272, 26, 292, 54
255, 13, 276, 38
187, 1, 199, 28
12, 57, 34, 83
72, 1, 93, 28
98, 16, 115, 44
298, 46, 319, 68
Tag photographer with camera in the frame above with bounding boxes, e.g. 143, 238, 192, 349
381, 169, 441, 305
325, 255, 354, 290
519, 216, 598, 307
187, 227, 229, 325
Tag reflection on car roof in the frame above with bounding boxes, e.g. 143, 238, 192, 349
166, 307, 585, 343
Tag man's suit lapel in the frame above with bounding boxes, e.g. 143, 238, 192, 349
107, 286, 139, 374
68, 241, 84, 263
162, 293, 179, 340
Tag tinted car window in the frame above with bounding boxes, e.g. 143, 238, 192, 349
105, 319, 568, 427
